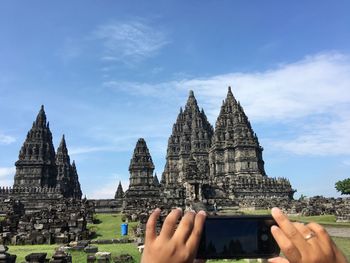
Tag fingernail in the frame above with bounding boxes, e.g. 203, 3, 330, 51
176, 207, 182, 211
198, 210, 207, 216
271, 225, 279, 232
271, 207, 278, 213
271, 207, 281, 215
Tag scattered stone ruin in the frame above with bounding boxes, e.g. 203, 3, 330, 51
0, 199, 93, 245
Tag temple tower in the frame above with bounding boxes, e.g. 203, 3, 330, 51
114, 181, 124, 199
124, 138, 160, 212
70, 161, 82, 199
209, 87, 266, 188
56, 135, 71, 196
56, 135, 82, 199
128, 138, 155, 188
162, 90, 213, 203
14, 105, 57, 188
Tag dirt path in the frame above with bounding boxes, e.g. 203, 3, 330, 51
325, 226, 350, 238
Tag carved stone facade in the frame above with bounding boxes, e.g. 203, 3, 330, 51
123, 139, 160, 213
161, 91, 214, 208
123, 88, 295, 213
56, 135, 82, 199
0, 106, 82, 212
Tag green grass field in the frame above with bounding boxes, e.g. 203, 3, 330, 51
88, 213, 139, 240
7, 213, 350, 262
288, 214, 350, 227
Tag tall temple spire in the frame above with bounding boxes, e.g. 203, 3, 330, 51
115, 181, 124, 199
124, 138, 160, 213
57, 135, 69, 163
185, 90, 199, 111
70, 160, 82, 199
128, 138, 155, 188
226, 86, 236, 103
209, 86, 266, 181
55, 135, 82, 199
14, 105, 82, 199
162, 90, 214, 204
153, 173, 160, 186
14, 105, 57, 188
56, 134, 71, 195
35, 105, 47, 128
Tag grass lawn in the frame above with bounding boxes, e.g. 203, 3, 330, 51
7, 244, 58, 262
288, 214, 350, 227
333, 237, 350, 260
88, 213, 139, 240
241, 209, 350, 227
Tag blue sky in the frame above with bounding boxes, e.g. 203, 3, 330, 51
1, 1, 350, 198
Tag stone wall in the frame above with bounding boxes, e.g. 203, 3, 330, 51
89, 199, 123, 214
0, 187, 63, 215
0, 199, 93, 245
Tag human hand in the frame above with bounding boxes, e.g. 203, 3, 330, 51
269, 207, 348, 263
141, 208, 207, 263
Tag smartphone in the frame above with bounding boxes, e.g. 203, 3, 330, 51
196, 215, 280, 259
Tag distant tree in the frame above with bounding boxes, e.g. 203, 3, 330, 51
299, 194, 307, 201
335, 178, 350, 195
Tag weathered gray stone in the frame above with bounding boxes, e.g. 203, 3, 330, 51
84, 246, 98, 253
0, 245, 6, 253
25, 252, 47, 262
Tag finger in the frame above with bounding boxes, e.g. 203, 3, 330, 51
174, 211, 196, 242
293, 222, 316, 244
160, 208, 183, 239
307, 222, 334, 255
271, 207, 307, 251
334, 246, 348, 263
271, 225, 301, 263
145, 208, 161, 244
186, 211, 206, 252
268, 257, 290, 263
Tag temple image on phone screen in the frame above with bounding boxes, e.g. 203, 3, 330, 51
205, 219, 258, 256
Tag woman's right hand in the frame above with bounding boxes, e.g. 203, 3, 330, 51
269, 207, 348, 263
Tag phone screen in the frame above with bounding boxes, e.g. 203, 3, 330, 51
196, 216, 280, 259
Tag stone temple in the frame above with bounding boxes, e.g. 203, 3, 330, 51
123, 88, 295, 212
0, 106, 82, 212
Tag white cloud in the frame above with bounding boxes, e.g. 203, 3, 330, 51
270, 115, 350, 155
177, 52, 350, 122
93, 20, 169, 64
0, 167, 15, 187
104, 51, 350, 156
0, 133, 16, 145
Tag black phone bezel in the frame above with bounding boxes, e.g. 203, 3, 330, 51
196, 215, 280, 259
